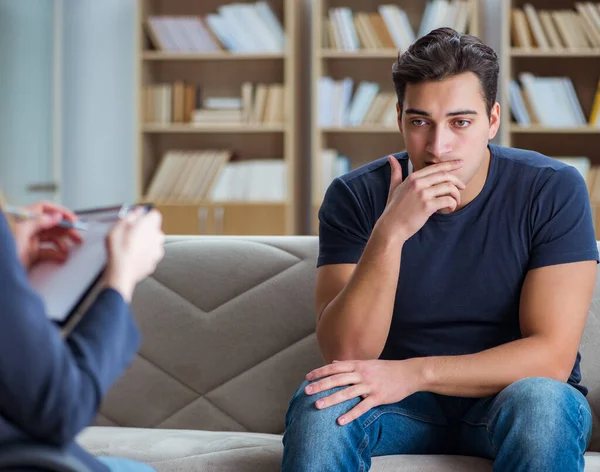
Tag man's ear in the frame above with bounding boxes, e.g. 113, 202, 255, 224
396, 102, 403, 134
488, 102, 500, 140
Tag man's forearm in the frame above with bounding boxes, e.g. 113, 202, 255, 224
317, 226, 404, 363
415, 336, 572, 398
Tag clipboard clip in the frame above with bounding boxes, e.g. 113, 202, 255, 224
117, 203, 154, 219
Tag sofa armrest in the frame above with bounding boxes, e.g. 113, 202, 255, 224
0, 443, 91, 472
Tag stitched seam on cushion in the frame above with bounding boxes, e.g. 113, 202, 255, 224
361, 407, 447, 428
144, 444, 281, 464
149, 258, 305, 315
152, 395, 249, 431
139, 331, 314, 396
163, 238, 304, 262
97, 411, 121, 427
134, 353, 251, 431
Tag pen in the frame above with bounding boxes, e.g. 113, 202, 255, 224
2, 205, 89, 231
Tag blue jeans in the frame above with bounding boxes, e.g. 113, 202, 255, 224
281, 377, 592, 472
98, 457, 154, 472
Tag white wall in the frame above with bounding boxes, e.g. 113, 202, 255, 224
0, 1, 55, 205
61, 0, 136, 210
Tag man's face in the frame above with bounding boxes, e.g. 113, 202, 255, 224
398, 72, 500, 187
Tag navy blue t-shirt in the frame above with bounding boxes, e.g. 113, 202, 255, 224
317, 143, 599, 395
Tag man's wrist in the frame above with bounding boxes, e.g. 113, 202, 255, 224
409, 356, 435, 392
103, 267, 135, 303
372, 218, 408, 249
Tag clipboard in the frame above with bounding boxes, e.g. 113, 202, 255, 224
27, 204, 152, 331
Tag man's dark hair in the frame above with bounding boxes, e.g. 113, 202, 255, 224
392, 27, 499, 117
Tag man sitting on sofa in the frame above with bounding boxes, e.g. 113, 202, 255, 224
281, 27, 599, 472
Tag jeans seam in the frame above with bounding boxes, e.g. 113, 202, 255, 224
461, 416, 498, 456
578, 403, 592, 445
357, 433, 369, 472
579, 404, 584, 442
486, 422, 499, 456
361, 407, 447, 429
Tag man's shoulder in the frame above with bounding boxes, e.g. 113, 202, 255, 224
338, 151, 408, 189
491, 144, 589, 198
492, 143, 575, 175
319, 151, 407, 233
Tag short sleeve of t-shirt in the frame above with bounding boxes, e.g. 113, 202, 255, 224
317, 177, 372, 267
528, 165, 599, 270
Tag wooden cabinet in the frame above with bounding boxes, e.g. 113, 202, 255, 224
157, 203, 286, 235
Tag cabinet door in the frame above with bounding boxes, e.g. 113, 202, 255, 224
156, 204, 213, 235
214, 204, 286, 235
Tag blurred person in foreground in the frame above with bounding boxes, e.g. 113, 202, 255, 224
0, 199, 164, 472
282, 27, 598, 472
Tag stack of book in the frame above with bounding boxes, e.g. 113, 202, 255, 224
318, 78, 398, 128
145, 150, 287, 203
511, 2, 600, 49
509, 73, 587, 127
323, 0, 474, 51
143, 82, 285, 126
146, 1, 285, 53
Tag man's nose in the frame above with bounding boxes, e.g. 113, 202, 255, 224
426, 127, 453, 158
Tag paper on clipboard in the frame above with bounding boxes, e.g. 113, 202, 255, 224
28, 206, 123, 324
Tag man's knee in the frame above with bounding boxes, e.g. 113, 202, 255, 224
285, 379, 361, 431
494, 377, 592, 451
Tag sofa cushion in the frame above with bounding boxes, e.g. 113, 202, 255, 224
89, 235, 600, 459
576, 241, 600, 451
78, 427, 600, 471
78, 427, 283, 472
96, 237, 322, 434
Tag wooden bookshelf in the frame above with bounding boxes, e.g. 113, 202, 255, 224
142, 52, 286, 60
310, 0, 481, 234
500, 0, 600, 237
136, 0, 299, 236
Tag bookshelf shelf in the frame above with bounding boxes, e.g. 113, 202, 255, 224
311, 0, 481, 234
142, 52, 286, 61
511, 48, 600, 57
142, 124, 286, 133
319, 49, 399, 58
501, 0, 600, 238
154, 201, 285, 206
137, 0, 299, 236
510, 125, 600, 134
321, 126, 398, 133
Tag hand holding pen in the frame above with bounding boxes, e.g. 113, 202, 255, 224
3, 204, 88, 231
3, 201, 84, 271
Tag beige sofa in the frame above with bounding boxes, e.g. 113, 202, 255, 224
78, 236, 600, 471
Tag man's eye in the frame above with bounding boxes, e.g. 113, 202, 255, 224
454, 120, 470, 128
411, 119, 426, 126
